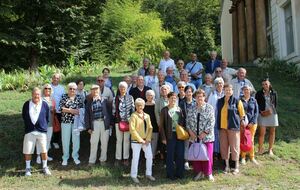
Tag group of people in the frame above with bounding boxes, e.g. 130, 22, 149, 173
22, 50, 279, 184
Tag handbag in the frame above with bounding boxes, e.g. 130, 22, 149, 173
261, 109, 272, 117
119, 121, 129, 132
240, 127, 253, 152
53, 114, 61, 132
187, 113, 209, 161
176, 124, 189, 140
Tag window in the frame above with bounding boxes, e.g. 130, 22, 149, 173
284, 2, 294, 55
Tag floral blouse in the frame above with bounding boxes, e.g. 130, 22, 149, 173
186, 103, 215, 143
59, 94, 84, 124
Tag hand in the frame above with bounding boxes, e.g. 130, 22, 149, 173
189, 130, 197, 141
72, 109, 79, 115
240, 120, 246, 128
247, 123, 253, 129
198, 132, 206, 140
162, 140, 167, 145
88, 129, 93, 135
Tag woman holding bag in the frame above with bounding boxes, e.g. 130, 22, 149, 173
186, 89, 215, 181
113, 81, 135, 166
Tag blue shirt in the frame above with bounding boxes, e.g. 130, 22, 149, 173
185, 61, 203, 79
165, 75, 177, 92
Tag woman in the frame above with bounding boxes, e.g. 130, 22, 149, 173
240, 85, 259, 165
36, 84, 55, 164
174, 59, 185, 80
144, 65, 158, 88
129, 98, 155, 183
160, 92, 185, 180
207, 77, 225, 159
217, 84, 245, 174
59, 82, 84, 166
186, 89, 215, 181
179, 86, 196, 170
144, 90, 159, 157
113, 81, 135, 166
155, 85, 171, 125
85, 85, 111, 165
200, 73, 213, 99
76, 79, 88, 104
255, 79, 278, 156
177, 81, 186, 105
102, 68, 113, 90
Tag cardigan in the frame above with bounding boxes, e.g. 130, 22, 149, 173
22, 100, 49, 134
240, 96, 259, 124
129, 112, 153, 143
159, 106, 185, 141
85, 97, 111, 130
255, 89, 278, 113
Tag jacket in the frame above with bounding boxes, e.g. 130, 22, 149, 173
255, 89, 278, 113
240, 96, 259, 124
22, 100, 49, 134
129, 112, 153, 143
85, 97, 111, 130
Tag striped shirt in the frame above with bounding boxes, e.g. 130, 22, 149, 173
113, 95, 135, 122
92, 98, 104, 120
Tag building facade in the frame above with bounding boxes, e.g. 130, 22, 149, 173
220, 0, 300, 65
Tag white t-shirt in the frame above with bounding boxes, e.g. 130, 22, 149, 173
159, 58, 176, 74
29, 100, 42, 125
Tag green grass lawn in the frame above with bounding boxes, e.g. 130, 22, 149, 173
0, 67, 300, 190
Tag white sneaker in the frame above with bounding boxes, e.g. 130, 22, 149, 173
36, 156, 41, 164
223, 167, 230, 174
131, 177, 140, 184
74, 159, 81, 165
47, 156, 53, 161
184, 162, 190, 170
232, 168, 239, 175
62, 160, 68, 166
240, 158, 246, 165
25, 168, 31, 176
53, 143, 60, 149
146, 175, 156, 181
208, 175, 215, 182
43, 167, 51, 176
251, 158, 259, 165
193, 172, 204, 181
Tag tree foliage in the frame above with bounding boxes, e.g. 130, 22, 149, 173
92, 0, 172, 69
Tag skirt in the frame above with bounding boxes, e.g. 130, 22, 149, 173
258, 113, 279, 127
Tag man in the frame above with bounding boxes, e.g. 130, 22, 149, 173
123, 75, 133, 95
230, 68, 255, 99
158, 50, 176, 75
212, 67, 230, 83
205, 51, 221, 74
151, 71, 173, 100
180, 70, 196, 92
137, 58, 150, 76
51, 73, 65, 149
97, 76, 114, 102
129, 75, 151, 101
185, 53, 203, 88
22, 87, 51, 176
165, 66, 178, 92
220, 58, 237, 82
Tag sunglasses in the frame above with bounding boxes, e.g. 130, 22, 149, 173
69, 88, 76, 90
97, 79, 105, 82
215, 70, 222, 73
44, 88, 51, 90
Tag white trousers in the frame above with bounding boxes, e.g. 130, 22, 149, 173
151, 132, 159, 157
36, 127, 53, 154
115, 124, 130, 160
89, 120, 109, 163
130, 143, 153, 178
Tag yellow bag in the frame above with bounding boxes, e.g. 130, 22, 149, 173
176, 124, 189, 140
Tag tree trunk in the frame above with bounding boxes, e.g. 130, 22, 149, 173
29, 47, 38, 71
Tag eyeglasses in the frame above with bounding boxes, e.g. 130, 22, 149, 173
215, 70, 222, 73
69, 88, 76, 90
97, 79, 105, 82
44, 88, 51, 90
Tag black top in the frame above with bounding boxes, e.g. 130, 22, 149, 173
255, 89, 277, 112
144, 104, 159, 132
129, 86, 152, 101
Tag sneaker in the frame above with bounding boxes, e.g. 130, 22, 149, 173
251, 158, 259, 165
208, 175, 215, 182
146, 175, 156, 181
36, 156, 41, 164
62, 160, 68, 166
232, 168, 239, 175
25, 168, 31, 176
223, 167, 230, 174
131, 177, 140, 184
43, 167, 51, 176
53, 143, 60, 149
184, 162, 190, 170
47, 156, 53, 161
74, 159, 81, 165
193, 172, 204, 181
240, 158, 246, 165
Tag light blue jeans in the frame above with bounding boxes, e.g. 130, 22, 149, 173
61, 123, 80, 161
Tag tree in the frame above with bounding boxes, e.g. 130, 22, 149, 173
92, 0, 172, 69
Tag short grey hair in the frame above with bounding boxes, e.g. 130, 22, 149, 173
42, 83, 53, 96
205, 73, 213, 79
135, 98, 145, 107
118, 81, 128, 89
214, 77, 224, 86
146, 89, 155, 98
160, 84, 171, 92
67, 82, 77, 89
177, 81, 186, 87
32, 87, 41, 95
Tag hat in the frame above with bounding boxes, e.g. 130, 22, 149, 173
91, 84, 100, 90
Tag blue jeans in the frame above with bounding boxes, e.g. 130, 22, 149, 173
191, 78, 202, 89
166, 132, 185, 179
61, 123, 80, 161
